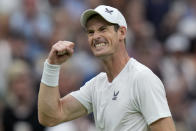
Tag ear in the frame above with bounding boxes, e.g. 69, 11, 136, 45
118, 27, 127, 42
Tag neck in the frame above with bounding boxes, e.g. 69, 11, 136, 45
101, 49, 130, 82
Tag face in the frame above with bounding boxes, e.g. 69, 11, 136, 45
86, 15, 123, 58
11, 73, 34, 103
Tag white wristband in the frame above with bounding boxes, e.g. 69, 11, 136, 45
41, 60, 61, 87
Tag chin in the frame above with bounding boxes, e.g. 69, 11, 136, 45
93, 52, 112, 59
92, 48, 113, 58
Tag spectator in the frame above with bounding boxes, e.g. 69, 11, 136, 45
2, 59, 45, 131
9, 0, 52, 62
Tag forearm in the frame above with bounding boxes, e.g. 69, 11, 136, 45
38, 83, 63, 126
38, 41, 80, 126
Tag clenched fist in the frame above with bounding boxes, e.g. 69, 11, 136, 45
47, 41, 75, 65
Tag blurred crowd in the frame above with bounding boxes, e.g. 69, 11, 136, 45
0, 0, 196, 131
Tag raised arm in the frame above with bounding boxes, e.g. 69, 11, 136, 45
38, 41, 87, 127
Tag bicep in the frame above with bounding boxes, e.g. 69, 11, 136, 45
60, 94, 88, 122
59, 77, 94, 122
150, 117, 176, 131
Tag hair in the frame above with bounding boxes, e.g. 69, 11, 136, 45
113, 24, 120, 32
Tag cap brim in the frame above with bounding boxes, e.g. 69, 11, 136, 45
80, 9, 99, 28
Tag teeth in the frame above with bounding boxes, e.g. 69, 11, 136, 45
95, 43, 106, 48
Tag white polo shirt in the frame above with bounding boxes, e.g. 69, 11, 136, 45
71, 58, 171, 131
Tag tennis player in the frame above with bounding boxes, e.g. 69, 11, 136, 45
38, 5, 176, 131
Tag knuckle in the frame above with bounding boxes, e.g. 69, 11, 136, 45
52, 45, 58, 50
52, 44, 56, 48
52, 41, 74, 52
64, 41, 74, 45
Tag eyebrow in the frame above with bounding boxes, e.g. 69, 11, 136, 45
86, 24, 113, 33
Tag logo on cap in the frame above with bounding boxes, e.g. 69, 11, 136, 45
105, 8, 113, 15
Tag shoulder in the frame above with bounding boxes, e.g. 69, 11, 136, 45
96, 72, 107, 79
130, 59, 164, 93
83, 72, 107, 86
129, 59, 159, 81
90, 72, 106, 82
128, 58, 156, 80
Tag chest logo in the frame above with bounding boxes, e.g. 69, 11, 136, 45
112, 91, 119, 100
105, 8, 113, 15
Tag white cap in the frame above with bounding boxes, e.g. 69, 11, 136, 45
80, 5, 127, 29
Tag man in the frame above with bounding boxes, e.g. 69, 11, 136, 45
38, 5, 176, 131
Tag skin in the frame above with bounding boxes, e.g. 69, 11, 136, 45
86, 15, 129, 82
38, 15, 176, 131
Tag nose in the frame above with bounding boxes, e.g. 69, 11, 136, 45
92, 33, 101, 44
91, 32, 101, 45
92, 31, 101, 40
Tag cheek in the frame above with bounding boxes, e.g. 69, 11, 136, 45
108, 34, 117, 44
87, 38, 92, 46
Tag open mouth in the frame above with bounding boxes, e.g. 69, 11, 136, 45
94, 42, 107, 48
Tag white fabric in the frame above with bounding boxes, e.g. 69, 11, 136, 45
80, 5, 127, 29
41, 60, 60, 87
71, 58, 171, 131
46, 121, 77, 131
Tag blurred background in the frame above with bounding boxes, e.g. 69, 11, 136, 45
0, 0, 196, 131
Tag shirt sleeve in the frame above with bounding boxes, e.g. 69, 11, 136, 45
134, 69, 172, 125
70, 79, 94, 114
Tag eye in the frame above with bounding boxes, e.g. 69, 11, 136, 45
87, 30, 94, 35
99, 26, 107, 32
